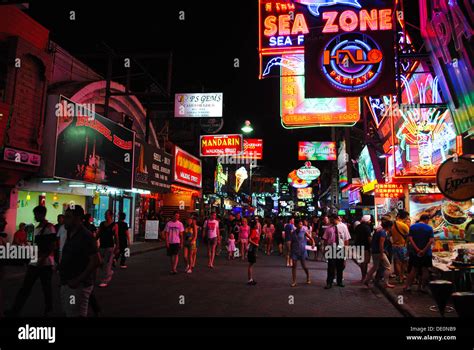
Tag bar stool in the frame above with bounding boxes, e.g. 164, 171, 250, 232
451, 292, 474, 318
429, 280, 454, 316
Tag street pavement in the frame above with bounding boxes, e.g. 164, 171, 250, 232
2, 243, 403, 317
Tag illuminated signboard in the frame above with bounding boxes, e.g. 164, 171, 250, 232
298, 142, 337, 161
281, 54, 360, 128
235, 139, 264, 160
374, 184, 404, 198
388, 63, 459, 179
296, 161, 321, 181
297, 187, 313, 199
337, 140, 348, 188
174, 146, 202, 188
259, 0, 308, 78
358, 146, 378, 193
235, 166, 248, 192
419, 0, 474, 135
288, 169, 309, 188
174, 93, 223, 118
200, 134, 243, 157
214, 162, 228, 194
304, 0, 396, 97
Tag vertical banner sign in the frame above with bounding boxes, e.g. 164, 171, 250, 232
134, 141, 173, 193
174, 146, 202, 188
304, 0, 397, 97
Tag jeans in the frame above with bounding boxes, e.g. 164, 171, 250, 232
60, 284, 94, 317
11, 265, 53, 315
326, 259, 345, 285
99, 248, 114, 284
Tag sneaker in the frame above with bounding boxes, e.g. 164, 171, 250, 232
384, 283, 395, 289
99, 283, 108, 288
324, 284, 332, 289
120, 265, 128, 269
337, 283, 345, 288
186, 269, 192, 274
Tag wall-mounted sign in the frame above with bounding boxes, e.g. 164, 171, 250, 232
281, 54, 360, 128
200, 118, 224, 134
298, 142, 337, 160
55, 96, 134, 189
420, 0, 474, 135
174, 93, 223, 118
297, 161, 321, 181
235, 166, 248, 192
134, 141, 172, 193
235, 139, 264, 160
200, 134, 243, 157
436, 156, 474, 202
214, 162, 228, 193
3, 147, 41, 167
297, 187, 313, 199
337, 140, 348, 188
374, 184, 404, 199
358, 146, 378, 193
174, 146, 202, 188
304, 0, 396, 97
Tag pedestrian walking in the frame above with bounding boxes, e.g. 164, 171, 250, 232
290, 220, 315, 287
183, 216, 198, 273
263, 218, 275, 255
363, 218, 395, 289
96, 210, 118, 288
404, 214, 435, 293
247, 221, 260, 286
391, 210, 410, 283
116, 213, 130, 269
274, 217, 284, 256
283, 218, 296, 267
9, 206, 57, 317
323, 214, 351, 289
164, 211, 184, 275
59, 205, 100, 317
354, 215, 372, 282
203, 212, 220, 268
239, 218, 250, 261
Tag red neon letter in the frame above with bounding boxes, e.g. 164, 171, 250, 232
339, 10, 358, 32
264, 16, 278, 36
279, 14, 291, 35
360, 9, 378, 31
322, 11, 339, 33
291, 13, 309, 35
379, 9, 393, 30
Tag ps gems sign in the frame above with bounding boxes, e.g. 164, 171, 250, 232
436, 156, 474, 202
296, 162, 321, 181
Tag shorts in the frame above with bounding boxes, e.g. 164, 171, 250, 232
408, 254, 433, 269
240, 239, 248, 244
167, 244, 180, 256
392, 246, 409, 262
248, 248, 257, 264
208, 237, 217, 246
274, 236, 283, 245
184, 242, 197, 250
372, 253, 391, 271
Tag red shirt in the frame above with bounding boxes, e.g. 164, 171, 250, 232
249, 229, 260, 246
13, 230, 28, 245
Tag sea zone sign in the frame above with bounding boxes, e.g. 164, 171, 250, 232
200, 134, 244, 157
304, 0, 396, 98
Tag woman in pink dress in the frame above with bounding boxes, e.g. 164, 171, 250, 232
239, 218, 250, 260
263, 219, 275, 256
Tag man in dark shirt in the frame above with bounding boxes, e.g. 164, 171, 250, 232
354, 215, 372, 282
60, 205, 100, 317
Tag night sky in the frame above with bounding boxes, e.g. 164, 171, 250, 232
25, 0, 421, 181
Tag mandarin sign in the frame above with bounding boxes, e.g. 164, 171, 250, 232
200, 134, 244, 157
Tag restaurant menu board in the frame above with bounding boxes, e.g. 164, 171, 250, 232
409, 194, 474, 240
145, 220, 159, 240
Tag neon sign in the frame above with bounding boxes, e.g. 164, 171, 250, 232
293, 0, 362, 17
304, 0, 396, 98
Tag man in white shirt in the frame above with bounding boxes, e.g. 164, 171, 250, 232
10, 206, 57, 316
164, 211, 184, 275
323, 214, 351, 289
203, 212, 220, 269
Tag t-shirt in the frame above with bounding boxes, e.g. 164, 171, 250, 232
354, 222, 372, 250
284, 224, 295, 241
323, 223, 351, 246
409, 223, 434, 256
249, 229, 260, 247
98, 221, 116, 249
204, 219, 219, 239
59, 225, 98, 286
391, 220, 409, 247
371, 229, 387, 254
117, 221, 129, 248
239, 225, 250, 239
165, 220, 184, 244
31, 222, 56, 266
13, 230, 28, 245
263, 224, 275, 236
